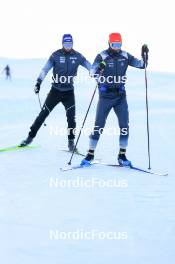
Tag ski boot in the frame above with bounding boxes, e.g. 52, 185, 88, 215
81, 149, 94, 166
19, 135, 33, 147
68, 139, 78, 153
118, 148, 132, 167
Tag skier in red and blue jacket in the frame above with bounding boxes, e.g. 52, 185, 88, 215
81, 33, 149, 166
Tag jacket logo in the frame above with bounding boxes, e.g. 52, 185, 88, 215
60, 56, 65, 63
108, 62, 114, 67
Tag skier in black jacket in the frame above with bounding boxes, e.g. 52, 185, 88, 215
20, 34, 91, 151
2, 65, 11, 80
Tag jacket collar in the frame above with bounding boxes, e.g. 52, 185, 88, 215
107, 48, 121, 57
60, 48, 75, 55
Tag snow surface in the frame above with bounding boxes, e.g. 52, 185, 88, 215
0, 58, 175, 264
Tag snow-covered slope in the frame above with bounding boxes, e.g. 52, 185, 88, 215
0, 59, 175, 264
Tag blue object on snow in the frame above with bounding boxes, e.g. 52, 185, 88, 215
118, 158, 132, 167
80, 159, 91, 167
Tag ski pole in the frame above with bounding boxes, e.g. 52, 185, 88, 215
68, 84, 98, 165
144, 53, 151, 170
37, 94, 47, 127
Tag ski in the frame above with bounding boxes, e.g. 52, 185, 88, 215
0, 145, 40, 153
61, 149, 85, 157
103, 163, 168, 176
60, 161, 99, 172
60, 160, 168, 176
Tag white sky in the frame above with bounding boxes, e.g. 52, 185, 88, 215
0, 0, 175, 72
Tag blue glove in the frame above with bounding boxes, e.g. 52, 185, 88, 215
99, 85, 107, 93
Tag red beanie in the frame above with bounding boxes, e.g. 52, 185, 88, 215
109, 33, 122, 43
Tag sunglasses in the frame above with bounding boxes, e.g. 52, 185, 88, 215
110, 42, 122, 49
63, 42, 73, 49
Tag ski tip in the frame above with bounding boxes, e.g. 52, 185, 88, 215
160, 172, 168, 177
0, 144, 40, 153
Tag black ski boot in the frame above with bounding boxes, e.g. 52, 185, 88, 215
80, 149, 94, 166
118, 148, 132, 167
19, 136, 33, 147
68, 139, 78, 153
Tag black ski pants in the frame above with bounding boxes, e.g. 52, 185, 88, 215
29, 87, 76, 140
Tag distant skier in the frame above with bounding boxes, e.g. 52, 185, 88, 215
20, 34, 91, 150
2, 65, 11, 80
81, 33, 149, 166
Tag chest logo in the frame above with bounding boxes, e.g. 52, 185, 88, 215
107, 62, 114, 67
60, 56, 65, 63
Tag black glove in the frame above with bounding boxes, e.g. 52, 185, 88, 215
34, 81, 41, 94
98, 61, 106, 71
141, 44, 149, 62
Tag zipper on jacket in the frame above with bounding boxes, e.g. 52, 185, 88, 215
65, 53, 68, 76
